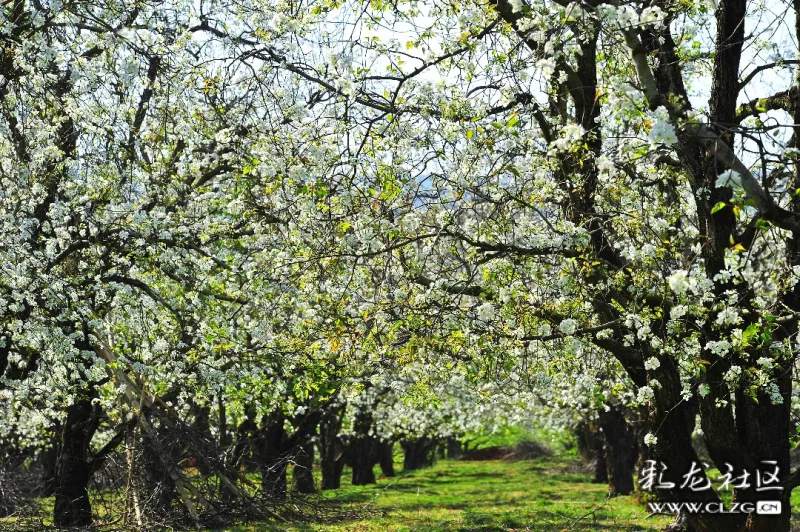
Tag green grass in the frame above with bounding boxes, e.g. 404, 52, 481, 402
15, 448, 800, 530
226, 455, 673, 532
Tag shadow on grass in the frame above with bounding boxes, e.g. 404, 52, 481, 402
224, 456, 676, 531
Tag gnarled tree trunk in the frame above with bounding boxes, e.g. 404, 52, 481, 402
377, 440, 395, 477
319, 404, 345, 490
402, 436, 436, 471
350, 409, 378, 485
233, 407, 259, 473
446, 436, 463, 459
53, 395, 99, 528
598, 405, 638, 496
292, 439, 316, 494
576, 421, 608, 484
259, 410, 288, 500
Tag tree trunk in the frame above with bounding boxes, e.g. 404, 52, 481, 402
594, 438, 609, 485
350, 441, 377, 485
292, 439, 316, 494
320, 439, 345, 490
402, 436, 436, 471
598, 405, 637, 496
645, 356, 745, 531
39, 435, 58, 497
53, 396, 99, 528
259, 410, 288, 500
319, 405, 345, 490
733, 365, 792, 532
349, 408, 378, 485
138, 409, 182, 516
576, 422, 608, 484
378, 440, 395, 477
189, 401, 213, 476
576, 422, 593, 463
289, 407, 321, 494
233, 407, 259, 473
218, 396, 239, 502
446, 436, 463, 459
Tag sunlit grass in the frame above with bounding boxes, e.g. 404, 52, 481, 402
8, 443, 800, 530
225, 455, 674, 531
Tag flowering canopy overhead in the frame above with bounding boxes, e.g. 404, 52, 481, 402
1, 0, 800, 529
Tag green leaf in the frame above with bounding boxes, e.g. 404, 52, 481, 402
710, 201, 726, 214
506, 113, 520, 128
742, 323, 760, 347
755, 218, 771, 230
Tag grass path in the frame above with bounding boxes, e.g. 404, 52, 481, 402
231, 456, 673, 531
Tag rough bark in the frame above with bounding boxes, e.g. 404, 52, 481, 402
38, 434, 58, 497
233, 407, 259, 473
292, 439, 316, 494
288, 407, 321, 494
349, 408, 378, 485
350, 441, 377, 485
598, 406, 637, 496
319, 404, 345, 490
576, 421, 608, 484
189, 401, 213, 476
138, 409, 182, 517
402, 436, 436, 471
259, 410, 288, 500
53, 395, 99, 528
377, 440, 395, 478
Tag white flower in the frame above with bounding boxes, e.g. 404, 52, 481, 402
559, 318, 578, 335
510, 0, 526, 12
724, 365, 742, 385
644, 357, 660, 371
715, 169, 742, 189
705, 340, 732, 356
644, 433, 658, 447
668, 270, 690, 295
637, 385, 654, 403
476, 302, 495, 321
698, 383, 710, 397
757, 357, 773, 370
670, 305, 687, 320
549, 123, 586, 153
214, 128, 232, 144
596, 156, 615, 174
647, 120, 677, 145
640, 6, 666, 25
400, 212, 422, 233
536, 57, 557, 78
715, 307, 741, 327
767, 382, 783, 405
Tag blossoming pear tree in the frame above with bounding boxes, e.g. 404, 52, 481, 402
219, 0, 800, 529
0, 0, 336, 526
4, 0, 800, 529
